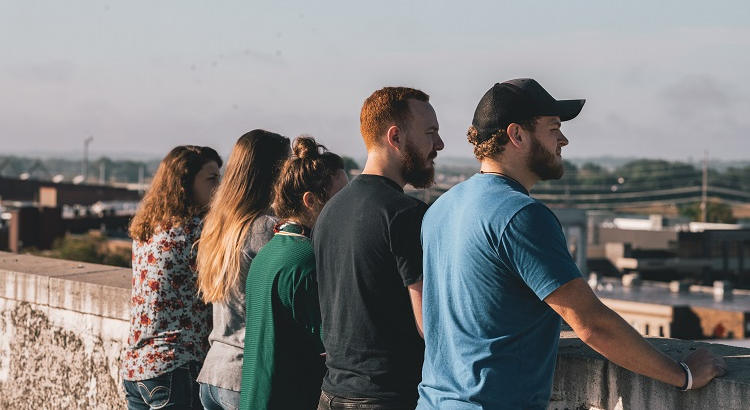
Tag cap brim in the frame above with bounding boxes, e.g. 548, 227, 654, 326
556, 99, 585, 122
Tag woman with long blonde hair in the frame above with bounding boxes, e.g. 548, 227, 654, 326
122, 145, 221, 410
196, 129, 290, 410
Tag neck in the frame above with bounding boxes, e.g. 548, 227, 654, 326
479, 157, 538, 192
361, 150, 406, 188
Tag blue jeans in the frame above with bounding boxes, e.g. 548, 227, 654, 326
317, 390, 416, 410
123, 362, 202, 410
199, 383, 240, 410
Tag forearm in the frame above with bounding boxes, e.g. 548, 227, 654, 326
577, 307, 685, 387
413, 308, 424, 338
408, 281, 424, 338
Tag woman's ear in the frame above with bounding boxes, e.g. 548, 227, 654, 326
302, 191, 318, 211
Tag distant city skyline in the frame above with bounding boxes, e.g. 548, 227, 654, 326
2, 1, 749, 160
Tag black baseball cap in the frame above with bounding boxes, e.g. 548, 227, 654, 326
471, 78, 585, 143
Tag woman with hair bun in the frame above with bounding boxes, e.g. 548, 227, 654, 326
239, 136, 348, 410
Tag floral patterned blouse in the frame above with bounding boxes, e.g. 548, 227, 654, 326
121, 217, 212, 381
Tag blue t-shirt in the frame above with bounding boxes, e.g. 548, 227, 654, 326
417, 174, 581, 410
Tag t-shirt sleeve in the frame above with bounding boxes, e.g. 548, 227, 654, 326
500, 202, 582, 301
390, 202, 428, 287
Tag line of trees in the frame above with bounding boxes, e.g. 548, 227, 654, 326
0, 155, 361, 184
537, 159, 750, 192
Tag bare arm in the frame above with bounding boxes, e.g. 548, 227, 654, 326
408, 280, 424, 338
545, 278, 726, 389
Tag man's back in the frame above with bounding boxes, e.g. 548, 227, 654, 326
417, 174, 581, 409
314, 174, 427, 401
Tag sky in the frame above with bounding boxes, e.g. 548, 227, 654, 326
2, 0, 749, 162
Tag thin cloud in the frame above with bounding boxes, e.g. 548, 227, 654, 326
661, 74, 735, 108
4, 60, 76, 84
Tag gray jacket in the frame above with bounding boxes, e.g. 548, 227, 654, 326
197, 214, 277, 391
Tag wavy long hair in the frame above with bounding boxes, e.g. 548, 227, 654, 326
129, 145, 222, 242
196, 129, 290, 303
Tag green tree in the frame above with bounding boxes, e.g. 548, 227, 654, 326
720, 165, 750, 191
615, 160, 700, 190
341, 156, 360, 173
32, 234, 132, 268
679, 201, 736, 223
577, 162, 616, 186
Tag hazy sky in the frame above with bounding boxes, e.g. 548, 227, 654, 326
2, 1, 749, 161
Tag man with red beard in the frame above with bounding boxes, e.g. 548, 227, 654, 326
416, 79, 727, 409
314, 87, 444, 410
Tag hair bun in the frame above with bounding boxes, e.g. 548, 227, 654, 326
293, 136, 324, 159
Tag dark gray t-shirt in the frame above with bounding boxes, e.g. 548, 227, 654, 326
313, 174, 427, 401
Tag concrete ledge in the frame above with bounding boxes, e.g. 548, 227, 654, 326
0, 251, 130, 320
551, 331, 750, 410
1, 253, 749, 409
0, 253, 131, 409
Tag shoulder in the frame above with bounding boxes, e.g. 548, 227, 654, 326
258, 235, 315, 274
319, 175, 425, 223
252, 214, 278, 234
390, 197, 428, 225
284, 236, 316, 263
505, 201, 562, 236
147, 222, 190, 245
246, 214, 278, 246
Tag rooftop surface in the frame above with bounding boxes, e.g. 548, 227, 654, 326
594, 278, 750, 312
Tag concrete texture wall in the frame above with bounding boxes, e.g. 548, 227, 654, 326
1, 251, 749, 409
551, 332, 750, 410
0, 251, 129, 410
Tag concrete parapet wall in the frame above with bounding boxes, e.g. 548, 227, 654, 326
1, 252, 749, 409
551, 332, 750, 410
0, 251, 130, 410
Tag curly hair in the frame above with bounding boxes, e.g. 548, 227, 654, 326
467, 117, 539, 160
129, 145, 221, 243
274, 135, 344, 220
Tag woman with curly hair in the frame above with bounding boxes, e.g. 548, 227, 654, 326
122, 145, 222, 410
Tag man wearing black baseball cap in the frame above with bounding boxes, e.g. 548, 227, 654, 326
417, 79, 727, 409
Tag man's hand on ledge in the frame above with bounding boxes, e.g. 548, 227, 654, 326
684, 347, 727, 389
547, 278, 728, 390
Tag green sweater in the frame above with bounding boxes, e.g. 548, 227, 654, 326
239, 226, 325, 410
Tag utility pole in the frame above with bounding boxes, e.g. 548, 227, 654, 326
700, 150, 708, 222
138, 164, 145, 194
99, 161, 106, 184
82, 136, 93, 182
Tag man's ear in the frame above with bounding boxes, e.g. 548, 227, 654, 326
385, 125, 402, 151
506, 123, 524, 148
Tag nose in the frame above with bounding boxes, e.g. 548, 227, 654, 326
434, 133, 445, 151
559, 132, 569, 147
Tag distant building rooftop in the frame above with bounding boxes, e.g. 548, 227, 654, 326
594, 278, 750, 313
